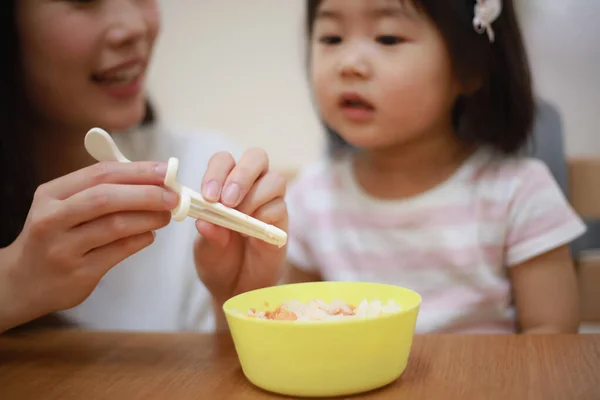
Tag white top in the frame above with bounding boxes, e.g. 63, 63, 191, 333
59, 124, 241, 332
286, 149, 587, 333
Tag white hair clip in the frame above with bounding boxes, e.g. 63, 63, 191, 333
473, 0, 502, 43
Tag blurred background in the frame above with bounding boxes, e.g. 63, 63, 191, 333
147, 1, 321, 171
146, 0, 600, 171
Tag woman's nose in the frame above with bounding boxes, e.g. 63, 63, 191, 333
105, 0, 148, 47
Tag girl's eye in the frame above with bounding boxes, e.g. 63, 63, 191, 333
376, 35, 404, 46
319, 35, 343, 45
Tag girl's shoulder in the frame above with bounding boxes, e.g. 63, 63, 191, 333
466, 148, 563, 198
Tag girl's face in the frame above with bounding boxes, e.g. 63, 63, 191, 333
310, 0, 461, 151
16, 0, 160, 133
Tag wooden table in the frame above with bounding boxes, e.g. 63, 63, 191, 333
1, 330, 599, 399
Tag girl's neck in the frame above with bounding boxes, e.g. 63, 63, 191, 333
353, 131, 474, 200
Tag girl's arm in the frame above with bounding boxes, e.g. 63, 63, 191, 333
211, 167, 322, 331
502, 159, 587, 334
509, 245, 580, 334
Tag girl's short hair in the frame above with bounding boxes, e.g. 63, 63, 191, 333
306, 0, 535, 157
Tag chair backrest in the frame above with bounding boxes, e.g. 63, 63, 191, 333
527, 99, 600, 255
526, 99, 569, 195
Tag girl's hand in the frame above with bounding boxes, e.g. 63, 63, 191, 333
0, 161, 178, 332
194, 148, 287, 306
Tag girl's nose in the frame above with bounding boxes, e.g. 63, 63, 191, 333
337, 42, 372, 79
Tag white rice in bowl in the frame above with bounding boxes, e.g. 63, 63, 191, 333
234, 298, 401, 321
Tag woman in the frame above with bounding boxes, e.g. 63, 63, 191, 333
0, 0, 287, 333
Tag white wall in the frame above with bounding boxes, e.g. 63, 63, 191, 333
148, 1, 600, 170
517, 0, 600, 156
147, 0, 323, 171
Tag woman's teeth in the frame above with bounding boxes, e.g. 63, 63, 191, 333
93, 65, 142, 85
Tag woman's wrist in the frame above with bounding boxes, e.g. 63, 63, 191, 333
0, 246, 31, 333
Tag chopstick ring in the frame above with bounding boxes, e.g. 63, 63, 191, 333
163, 157, 190, 222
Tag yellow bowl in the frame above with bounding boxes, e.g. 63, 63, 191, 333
223, 281, 421, 397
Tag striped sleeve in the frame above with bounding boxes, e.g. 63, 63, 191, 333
505, 159, 587, 266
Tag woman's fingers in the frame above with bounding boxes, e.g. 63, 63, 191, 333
84, 231, 157, 279
58, 184, 178, 228
40, 161, 168, 200
71, 210, 172, 253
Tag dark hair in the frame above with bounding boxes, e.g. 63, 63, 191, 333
0, 0, 156, 249
306, 0, 534, 157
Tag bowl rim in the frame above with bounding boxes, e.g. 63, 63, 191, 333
222, 281, 422, 327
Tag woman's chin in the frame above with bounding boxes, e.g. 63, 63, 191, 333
104, 119, 142, 132
93, 108, 147, 132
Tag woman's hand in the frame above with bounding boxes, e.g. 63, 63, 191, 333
194, 148, 287, 308
0, 161, 178, 333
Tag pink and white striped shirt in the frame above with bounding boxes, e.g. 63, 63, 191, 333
285, 149, 586, 333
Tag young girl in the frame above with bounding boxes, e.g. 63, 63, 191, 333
0, 0, 286, 333
284, 0, 586, 334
